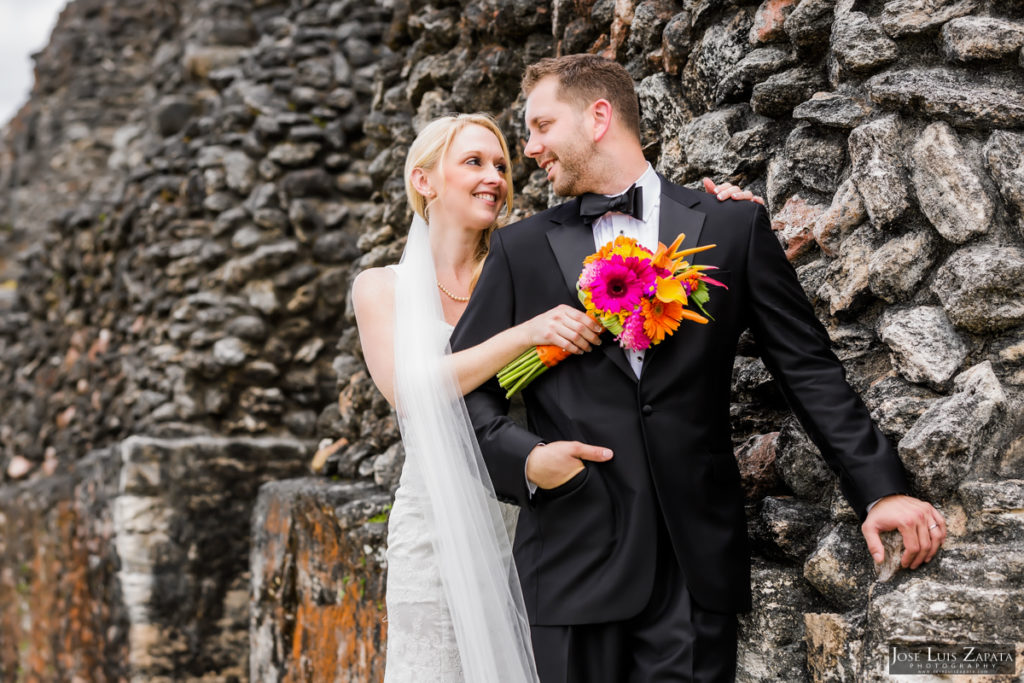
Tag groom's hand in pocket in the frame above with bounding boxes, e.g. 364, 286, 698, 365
526, 441, 613, 490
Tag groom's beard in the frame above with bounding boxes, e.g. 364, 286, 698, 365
549, 137, 595, 197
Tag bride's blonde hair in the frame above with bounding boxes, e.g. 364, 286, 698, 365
404, 114, 515, 291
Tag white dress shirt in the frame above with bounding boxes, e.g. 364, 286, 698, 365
590, 162, 662, 378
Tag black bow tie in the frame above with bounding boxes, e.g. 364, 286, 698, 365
578, 185, 643, 225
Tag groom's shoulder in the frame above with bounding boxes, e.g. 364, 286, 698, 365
661, 177, 763, 226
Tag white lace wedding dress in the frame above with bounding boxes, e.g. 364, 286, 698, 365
383, 316, 522, 682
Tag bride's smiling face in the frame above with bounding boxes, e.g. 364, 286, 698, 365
420, 124, 510, 231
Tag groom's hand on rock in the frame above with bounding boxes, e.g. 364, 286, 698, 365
526, 441, 613, 490
861, 494, 946, 570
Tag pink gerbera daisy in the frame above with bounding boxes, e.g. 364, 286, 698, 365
585, 255, 656, 314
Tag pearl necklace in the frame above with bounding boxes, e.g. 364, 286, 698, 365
436, 279, 470, 302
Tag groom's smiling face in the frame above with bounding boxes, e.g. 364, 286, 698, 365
524, 76, 595, 198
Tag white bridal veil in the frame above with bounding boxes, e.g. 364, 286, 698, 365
391, 214, 539, 683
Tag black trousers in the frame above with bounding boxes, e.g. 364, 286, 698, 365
530, 518, 738, 683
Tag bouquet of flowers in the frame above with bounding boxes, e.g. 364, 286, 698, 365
498, 234, 727, 398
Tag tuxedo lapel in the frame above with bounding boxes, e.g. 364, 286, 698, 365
642, 182, 707, 379
546, 204, 637, 383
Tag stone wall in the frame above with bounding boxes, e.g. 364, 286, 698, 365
0, 0, 1022, 679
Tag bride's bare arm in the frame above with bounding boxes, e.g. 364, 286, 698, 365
352, 267, 399, 405
451, 304, 603, 396
353, 267, 603, 404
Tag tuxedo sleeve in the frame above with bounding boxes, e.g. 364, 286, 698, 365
743, 204, 909, 518
450, 229, 543, 507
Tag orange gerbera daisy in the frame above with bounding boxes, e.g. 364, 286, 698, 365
642, 298, 684, 343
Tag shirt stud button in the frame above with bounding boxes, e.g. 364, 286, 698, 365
641, 404, 653, 416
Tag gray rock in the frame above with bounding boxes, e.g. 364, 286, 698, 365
661, 11, 694, 75
877, 306, 969, 390
680, 106, 745, 177
637, 73, 690, 166
222, 151, 256, 195
803, 523, 875, 609
792, 92, 874, 129
754, 496, 829, 562
783, 0, 835, 48
831, 12, 899, 79
681, 10, 754, 113
983, 130, 1024, 232
879, 0, 981, 38
267, 142, 322, 167
999, 436, 1024, 479
785, 123, 847, 195
373, 440, 405, 494
775, 418, 833, 502
225, 315, 268, 342
870, 393, 938, 444
817, 225, 876, 315
941, 16, 1024, 62
737, 561, 824, 682
899, 362, 1007, 498
867, 68, 1024, 129
932, 245, 1024, 332
910, 122, 994, 244
221, 241, 300, 287
848, 116, 910, 228
868, 230, 937, 303
212, 336, 248, 367
230, 225, 278, 251
868, 578, 1024, 648
813, 177, 866, 256
715, 46, 799, 103
154, 97, 195, 137
751, 65, 828, 118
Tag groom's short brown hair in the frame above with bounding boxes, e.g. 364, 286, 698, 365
522, 54, 641, 140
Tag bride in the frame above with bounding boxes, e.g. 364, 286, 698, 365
352, 113, 760, 681
352, 114, 603, 683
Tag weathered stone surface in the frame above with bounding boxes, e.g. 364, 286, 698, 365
772, 194, 826, 261
868, 578, 1024, 650
681, 106, 746, 177
736, 431, 784, 503
749, 0, 798, 45
899, 362, 1007, 498
792, 92, 874, 129
681, 10, 754, 113
910, 122, 994, 244
775, 419, 833, 502
737, 561, 825, 682
751, 65, 828, 117
804, 523, 875, 609
831, 12, 899, 79
867, 68, 1024, 128
817, 225, 876, 315
868, 230, 937, 303
848, 116, 910, 227
783, 0, 835, 48
983, 130, 1024, 232
941, 16, 1024, 62
813, 177, 866, 256
251, 478, 388, 683
879, 0, 981, 38
753, 496, 829, 562
716, 46, 799, 103
877, 306, 969, 390
932, 245, 1024, 332
805, 612, 863, 682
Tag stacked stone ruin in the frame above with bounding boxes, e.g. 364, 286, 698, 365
0, 0, 1021, 680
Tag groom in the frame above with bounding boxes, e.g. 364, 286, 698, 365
451, 54, 944, 682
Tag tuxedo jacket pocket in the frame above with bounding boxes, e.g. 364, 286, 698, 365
536, 465, 589, 502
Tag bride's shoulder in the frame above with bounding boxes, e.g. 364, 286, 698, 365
352, 265, 397, 307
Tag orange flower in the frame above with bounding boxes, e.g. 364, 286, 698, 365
641, 298, 684, 344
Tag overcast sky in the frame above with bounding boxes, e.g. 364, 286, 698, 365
0, 0, 69, 126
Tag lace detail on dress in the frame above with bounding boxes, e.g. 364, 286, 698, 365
384, 317, 466, 682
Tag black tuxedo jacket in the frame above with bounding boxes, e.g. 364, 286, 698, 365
450, 178, 908, 624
